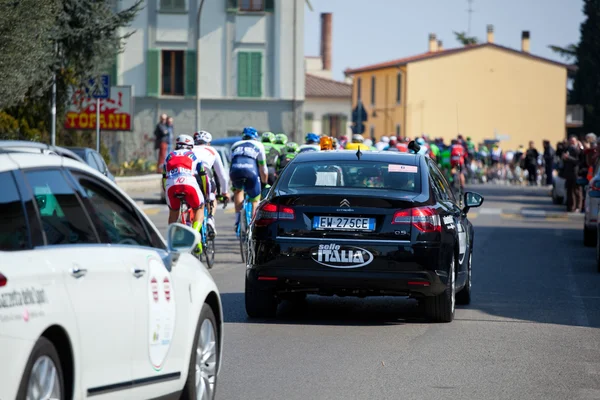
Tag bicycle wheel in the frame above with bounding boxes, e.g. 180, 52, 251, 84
239, 207, 248, 263
204, 237, 215, 269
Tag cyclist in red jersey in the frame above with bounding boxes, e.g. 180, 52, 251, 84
450, 139, 467, 189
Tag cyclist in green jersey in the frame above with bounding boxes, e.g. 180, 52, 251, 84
276, 142, 299, 173
274, 133, 288, 153
440, 146, 452, 180
261, 132, 281, 185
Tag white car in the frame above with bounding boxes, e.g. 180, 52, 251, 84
0, 152, 223, 400
585, 174, 600, 246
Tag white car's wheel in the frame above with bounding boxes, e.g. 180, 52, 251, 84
182, 304, 219, 400
17, 337, 64, 400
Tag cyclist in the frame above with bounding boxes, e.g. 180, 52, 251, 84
344, 134, 365, 151
276, 142, 299, 174
229, 126, 268, 231
162, 134, 208, 254
273, 133, 288, 153
193, 130, 230, 237
261, 132, 281, 185
440, 143, 452, 177
450, 139, 467, 190
298, 132, 321, 153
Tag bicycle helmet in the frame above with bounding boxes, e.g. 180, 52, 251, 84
416, 137, 425, 146
193, 130, 212, 145
261, 132, 276, 143
351, 134, 364, 143
285, 142, 299, 153
275, 133, 288, 145
175, 134, 194, 150
242, 126, 259, 140
305, 132, 320, 144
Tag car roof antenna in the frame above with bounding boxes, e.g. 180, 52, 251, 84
356, 145, 362, 160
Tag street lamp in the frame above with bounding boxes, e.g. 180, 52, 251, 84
195, 0, 206, 132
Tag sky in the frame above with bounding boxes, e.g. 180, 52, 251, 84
304, 0, 585, 81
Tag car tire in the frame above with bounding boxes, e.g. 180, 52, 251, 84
16, 337, 65, 400
423, 256, 456, 323
584, 225, 596, 247
456, 252, 472, 305
181, 303, 220, 400
245, 276, 278, 318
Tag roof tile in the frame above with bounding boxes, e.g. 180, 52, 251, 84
305, 73, 352, 98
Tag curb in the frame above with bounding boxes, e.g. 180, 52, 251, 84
115, 174, 161, 193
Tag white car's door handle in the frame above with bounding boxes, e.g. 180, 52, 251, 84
132, 268, 146, 278
70, 267, 88, 279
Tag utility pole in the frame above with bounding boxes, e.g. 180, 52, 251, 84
467, 0, 474, 35
195, 0, 206, 132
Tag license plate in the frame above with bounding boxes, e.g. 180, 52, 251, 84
313, 216, 375, 231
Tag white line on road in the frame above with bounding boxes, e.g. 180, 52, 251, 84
479, 208, 503, 214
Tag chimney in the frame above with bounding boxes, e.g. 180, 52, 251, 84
428, 33, 438, 52
438, 40, 444, 51
320, 13, 332, 71
521, 31, 530, 53
487, 25, 494, 43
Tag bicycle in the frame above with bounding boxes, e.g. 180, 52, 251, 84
236, 193, 253, 264
176, 193, 216, 269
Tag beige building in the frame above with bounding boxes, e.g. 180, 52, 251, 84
344, 26, 573, 150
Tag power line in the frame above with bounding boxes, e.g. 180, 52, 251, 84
467, 0, 474, 35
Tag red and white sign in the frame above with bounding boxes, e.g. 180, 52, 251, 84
151, 277, 159, 302
64, 86, 133, 131
163, 277, 171, 302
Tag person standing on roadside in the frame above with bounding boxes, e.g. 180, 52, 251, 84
154, 113, 169, 173
543, 140, 555, 186
167, 116, 175, 154
524, 141, 539, 186
563, 135, 583, 212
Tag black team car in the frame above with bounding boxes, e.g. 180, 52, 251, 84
245, 145, 483, 322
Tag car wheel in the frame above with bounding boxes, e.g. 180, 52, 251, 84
16, 337, 65, 400
456, 252, 471, 305
245, 275, 278, 318
584, 225, 596, 247
423, 256, 456, 323
181, 303, 219, 400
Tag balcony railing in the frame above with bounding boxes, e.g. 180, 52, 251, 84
566, 104, 584, 126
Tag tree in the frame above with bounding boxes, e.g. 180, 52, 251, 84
453, 31, 479, 46
549, 44, 578, 63
571, 0, 600, 134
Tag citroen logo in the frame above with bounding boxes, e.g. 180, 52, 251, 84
340, 199, 350, 207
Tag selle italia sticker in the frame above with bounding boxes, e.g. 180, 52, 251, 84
147, 256, 176, 371
311, 243, 374, 268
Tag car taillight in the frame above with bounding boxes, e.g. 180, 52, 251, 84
392, 207, 441, 233
254, 202, 295, 226
0, 273, 6, 287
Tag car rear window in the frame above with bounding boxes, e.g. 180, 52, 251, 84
278, 161, 421, 193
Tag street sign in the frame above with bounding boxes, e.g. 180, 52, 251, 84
351, 123, 365, 134
351, 101, 368, 124
87, 75, 111, 99
65, 86, 133, 131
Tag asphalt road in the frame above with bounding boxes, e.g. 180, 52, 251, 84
134, 184, 600, 400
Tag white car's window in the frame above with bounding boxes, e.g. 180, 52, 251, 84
78, 178, 153, 247
0, 172, 29, 250
24, 170, 97, 246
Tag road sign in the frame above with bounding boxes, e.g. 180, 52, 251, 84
88, 75, 111, 99
352, 101, 368, 124
351, 123, 365, 134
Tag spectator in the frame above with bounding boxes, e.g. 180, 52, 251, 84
543, 140, 555, 186
563, 135, 583, 212
524, 141, 539, 186
154, 113, 169, 173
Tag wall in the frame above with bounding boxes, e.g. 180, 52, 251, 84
304, 97, 352, 136
405, 46, 567, 150
349, 66, 407, 140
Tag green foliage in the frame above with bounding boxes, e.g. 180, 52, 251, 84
572, 0, 600, 133
549, 44, 578, 62
453, 31, 479, 46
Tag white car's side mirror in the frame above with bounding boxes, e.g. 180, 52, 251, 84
167, 223, 200, 254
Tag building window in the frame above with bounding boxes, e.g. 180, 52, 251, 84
237, 52, 262, 97
322, 114, 347, 138
240, 0, 264, 11
370, 125, 375, 140
396, 124, 401, 137
356, 77, 362, 100
371, 76, 376, 106
396, 72, 402, 104
162, 50, 185, 96
304, 112, 314, 133
160, 0, 186, 11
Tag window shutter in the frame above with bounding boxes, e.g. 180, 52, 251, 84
185, 50, 197, 97
322, 115, 330, 136
249, 52, 262, 97
146, 49, 160, 97
226, 0, 238, 12
265, 0, 275, 12
237, 52, 250, 97
339, 115, 347, 137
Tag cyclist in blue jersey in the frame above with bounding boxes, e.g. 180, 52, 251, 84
298, 132, 321, 153
229, 126, 269, 230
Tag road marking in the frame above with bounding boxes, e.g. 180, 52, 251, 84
479, 208, 502, 214
500, 213, 522, 220
143, 208, 163, 215
468, 213, 478, 219
224, 207, 235, 214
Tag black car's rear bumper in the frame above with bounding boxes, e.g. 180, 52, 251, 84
247, 238, 450, 298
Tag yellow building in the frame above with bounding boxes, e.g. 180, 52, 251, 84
344, 27, 572, 151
